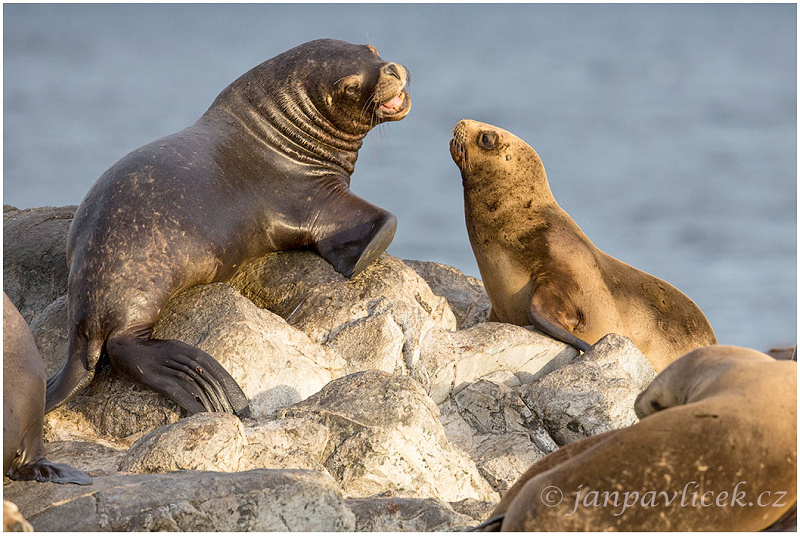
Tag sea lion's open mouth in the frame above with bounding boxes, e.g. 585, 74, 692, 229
376, 88, 411, 120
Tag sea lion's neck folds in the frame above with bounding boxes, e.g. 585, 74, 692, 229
222, 90, 364, 178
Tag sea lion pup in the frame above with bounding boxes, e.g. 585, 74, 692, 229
449, 119, 716, 372
4, 293, 92, 485
475, 345, 796, 531
46, 39, 411, 417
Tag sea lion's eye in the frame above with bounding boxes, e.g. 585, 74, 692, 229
478, 132, 496, 150
337, 75, 363, 99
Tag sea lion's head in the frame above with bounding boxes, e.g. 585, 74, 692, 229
314, 40, 411, 126
633, 345, 778, 419
316, 40, 410, 132
450, 119, 551, 209
241, 39, 411, 136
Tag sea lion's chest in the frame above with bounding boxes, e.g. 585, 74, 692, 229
473, 244, 533, 325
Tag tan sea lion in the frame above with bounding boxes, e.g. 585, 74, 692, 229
478, 345, 796, 531
3, 293, 92, 485
449, 119, 716, 372
45, 39, 411, 416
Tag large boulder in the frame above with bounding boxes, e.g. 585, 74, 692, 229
438, 378, 558, 494
3, 205, 75, 324
242, 417, 331, 473
29, 295, 69, 377
346, 494, 477, 531
403, 259, 491, 329
276, 369, 499, 503
418, 322, 578, 404
3, 469, 356, 531
153, 283, 346, 419
230, 251, 458, 375
119, 413, 248, 474
522, 333, 657, 445
41, 283, 347, 438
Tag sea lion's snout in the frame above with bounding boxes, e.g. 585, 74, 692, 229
382, 63, 402, 81
375, 62, 411, 121
450, 120, 470, 170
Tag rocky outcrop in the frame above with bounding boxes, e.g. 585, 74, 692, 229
3, 470, 356, 531
346, 494, 477, 531
3, 205, 76, 325
4, 205, 658, 531
403, 259, 491, 329
276, 370, 499, 503
230, 251, 458, 377
522, 333, 657, 445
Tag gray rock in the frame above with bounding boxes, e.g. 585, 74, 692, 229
418, 322, 578, 404
3, 469, 355, 531
43, 440, 128, 477
346, 494, 478, 531
29, 294, 68, 377
50, 363, 184, 441
3, 205, 75, 324
523, 333, 656, 445
326, 312, 407, 376
449, 498, 499, 523
278, 370, 499, 502
242, 417, 331, 473
41, 282, 347, 439
230, 251, 457, 374
438, 379, 557, 494
153, 283, 346, 419
119, 413, 248, 474
403, 259, 491, 329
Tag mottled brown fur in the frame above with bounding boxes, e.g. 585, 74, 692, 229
450, 119, 716, 372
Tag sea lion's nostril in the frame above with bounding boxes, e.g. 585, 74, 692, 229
383, 63, 401, 80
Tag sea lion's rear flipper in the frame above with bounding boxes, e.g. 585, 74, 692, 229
9, 457, 92, 485
471, 514, 504, 531
45, 334, 99, 413
312, 187, 397, 278
529, 289, 592, 353
106, 335, 251, 417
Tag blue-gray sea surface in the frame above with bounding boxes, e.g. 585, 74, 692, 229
4, 4, 796, 351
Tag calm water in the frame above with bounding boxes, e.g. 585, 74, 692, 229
4, 4, 796, 351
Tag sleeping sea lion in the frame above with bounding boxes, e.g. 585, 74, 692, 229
479, 345, 796, 531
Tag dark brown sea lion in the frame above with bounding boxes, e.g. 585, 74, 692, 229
45, 39, 411, 416
3, 293, 92, 485
449, 119, 716, 372
478, 345, 796, 531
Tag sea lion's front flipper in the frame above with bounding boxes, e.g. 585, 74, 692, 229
529, 288, 592, 353
312, 187, 397, 278
9, 456, 92, 485
106, 335, 251, 417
